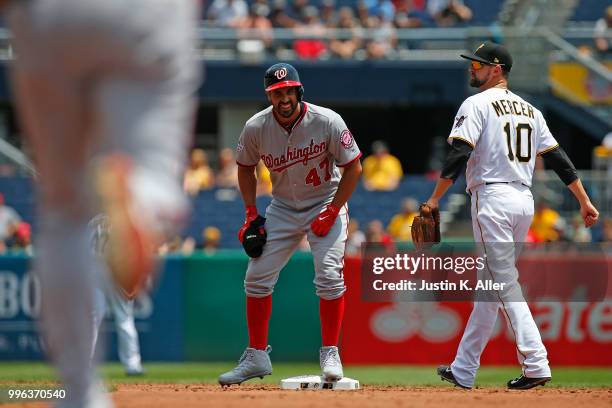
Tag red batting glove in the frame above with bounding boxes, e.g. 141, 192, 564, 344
311, 204, 341, 237
238, 205, 259, 242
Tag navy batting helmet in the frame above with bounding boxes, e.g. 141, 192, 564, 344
264, 63, 304, 101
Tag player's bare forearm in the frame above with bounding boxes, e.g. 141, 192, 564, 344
568, 178, 599, 227
238, 165, 258, 207
426, 178, 453, 209
567, 179, 590, 205
331, 159, 362, 208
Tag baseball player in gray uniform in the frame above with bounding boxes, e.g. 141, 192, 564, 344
5, 0, 198, 406
218, 63, 362, 386
89, 214, 144, 377
425, 42, 599, 390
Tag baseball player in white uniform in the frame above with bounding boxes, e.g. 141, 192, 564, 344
426, 42, 599, 390
89, 214, 144, 377
218, 63, 362, 386
5, 0, 198, 406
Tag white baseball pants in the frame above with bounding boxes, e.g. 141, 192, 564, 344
451, 182, 551, 388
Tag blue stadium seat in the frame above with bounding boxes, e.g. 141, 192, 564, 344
569, 0, 610, 21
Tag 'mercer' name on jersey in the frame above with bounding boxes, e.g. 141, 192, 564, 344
261, 139, 328, 172
491, 99, 534, 119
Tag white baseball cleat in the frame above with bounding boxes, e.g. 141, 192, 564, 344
320, 346, 344, 381
218, 346, 273, 386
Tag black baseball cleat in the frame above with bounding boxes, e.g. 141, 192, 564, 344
507, 375, 551, 390
437, 365, 471, 390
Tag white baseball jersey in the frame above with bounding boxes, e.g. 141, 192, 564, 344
236, 102, 361, 210
448, 88, 559, 192
447, 87, 554, 387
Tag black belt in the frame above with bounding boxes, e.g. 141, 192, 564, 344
485, 181, 529, 187
469, 181, 529, 196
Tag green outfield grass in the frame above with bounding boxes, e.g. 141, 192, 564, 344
0, 362, 611, 388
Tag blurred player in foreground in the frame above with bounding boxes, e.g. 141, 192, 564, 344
425, 42, 598, 390
5, 0, 199, 405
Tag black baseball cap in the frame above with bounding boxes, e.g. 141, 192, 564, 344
460, 41, 513, 72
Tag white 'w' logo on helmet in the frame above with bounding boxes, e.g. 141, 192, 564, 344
274, 68, 288, 80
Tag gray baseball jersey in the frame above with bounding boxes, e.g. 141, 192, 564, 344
236, 102, 361, 211
236, 102, 361, 300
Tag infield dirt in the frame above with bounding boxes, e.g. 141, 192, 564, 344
13, 384, 612, 408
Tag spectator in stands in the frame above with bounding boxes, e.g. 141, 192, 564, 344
270, 0, 300, 28
362, 140, 403, 191
387, 197, 419, 241
530, 201, 561, 242
10, 221, 33, 255
207, 0, 249, 28
320, 0, 338, 27
0, 192, 22, 245
551, 217, 571, 243
365, 15, 397, 59
216, 147, 239, 188
293, 6, 328, 59
393, 0, 429, 28
427, 0, 472, 27
252, 0, 271, 8
393, 0, 426, 13
202, 226, 222, 254
570, 213, 592, 243
184, 148, 215, 196
287, 0, 310, 23
363, 0, 396, 23
594, 6, 612, 56
256, 161, 273, 196
329, 6, 364, 60
356, 0, 371, 27
366, 219, 395, 251
237, 3, 275, 50
394, 10, 424, 28
181, 236, 196, 256
346, 219, 366, 255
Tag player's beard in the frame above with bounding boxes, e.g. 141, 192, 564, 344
275, 99, 298, 118
470, 74, 486, 88
469, 71, 488, 88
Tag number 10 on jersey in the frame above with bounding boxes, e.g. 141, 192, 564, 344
504, 122, 532, 163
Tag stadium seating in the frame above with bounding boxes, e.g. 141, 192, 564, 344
0, 176, 461, 250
